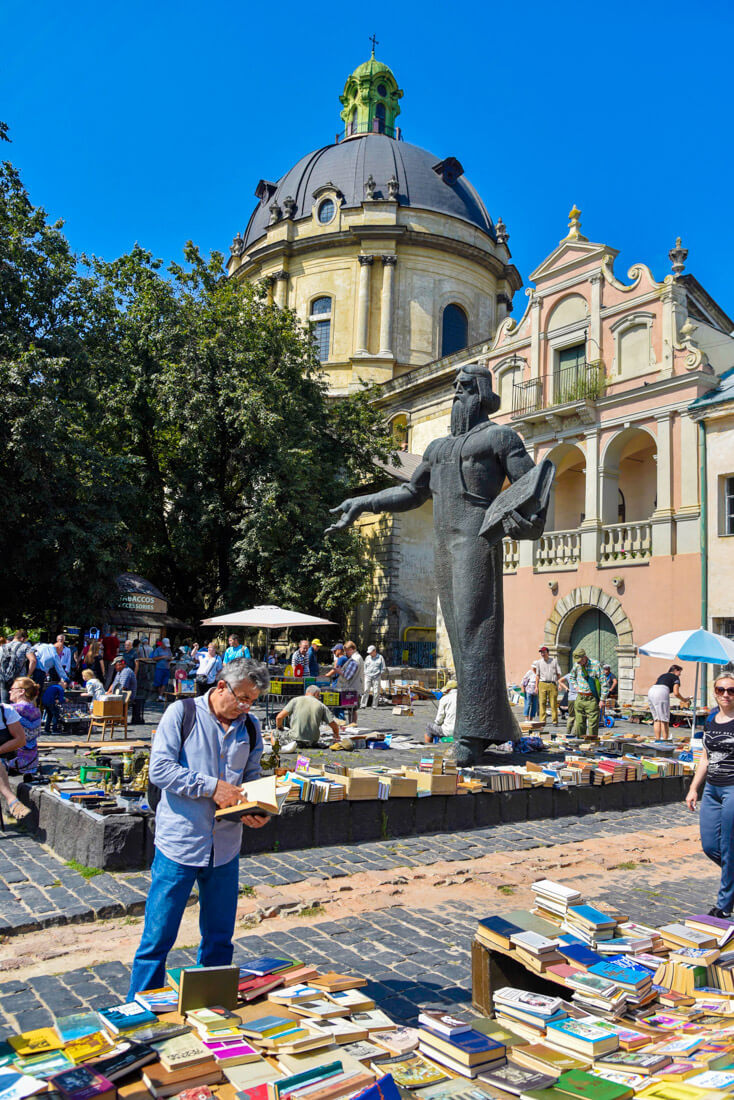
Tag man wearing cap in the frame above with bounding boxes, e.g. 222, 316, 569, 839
426, 680, 457, 743
325, 643, 347, 682
306, 639, 322, 679
327, 362, 552, 764
560, 649, 603, 739
110, 653, 137, 706
536, 645, 562, 725
362, 645, 387, 708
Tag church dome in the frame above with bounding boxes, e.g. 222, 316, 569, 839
242, 133, 495, 250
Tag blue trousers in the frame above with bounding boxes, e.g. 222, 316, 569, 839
524, 694, 539, 719
128, 848, 240, 998
700, 782, 734, 914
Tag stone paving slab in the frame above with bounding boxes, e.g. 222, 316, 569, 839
0, 801, 692, 936
0, 875, 720, 1039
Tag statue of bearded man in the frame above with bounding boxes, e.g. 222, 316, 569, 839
327, 363, 551, 764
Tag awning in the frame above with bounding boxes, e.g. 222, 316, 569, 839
108, 609, 192, 631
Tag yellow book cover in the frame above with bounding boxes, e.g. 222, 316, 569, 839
64, 1032, 116, 1063
637, 1083, 718, 1100
8, 1027, 64, 1056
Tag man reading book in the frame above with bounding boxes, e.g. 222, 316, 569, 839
128, 657, 270, 997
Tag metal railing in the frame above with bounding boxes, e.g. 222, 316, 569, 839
512, 360, 606, 418
338, 121, 400, 141
534, 530, 581, 570
502, 538, 519, 573
599, 521, 652, 563
389, 640, 436, 668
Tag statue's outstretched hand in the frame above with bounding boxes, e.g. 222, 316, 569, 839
325, 498, 367, 535
502, 508, 545, 541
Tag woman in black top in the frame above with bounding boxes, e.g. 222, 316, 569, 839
686, 672, 734, 916
647, 664, 691, 740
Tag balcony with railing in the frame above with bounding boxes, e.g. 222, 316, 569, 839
502, 538, 519, 573
512, 360, 606, 420
599, 522, 652, 563
535, 530, 581, 571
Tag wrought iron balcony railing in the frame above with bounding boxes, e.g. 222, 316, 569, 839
511, 360, 606, 418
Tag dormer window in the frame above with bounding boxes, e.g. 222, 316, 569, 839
317, 198, 336, 224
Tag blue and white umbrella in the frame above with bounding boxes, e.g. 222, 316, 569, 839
639, 628, 734, 738
639, 629, 734, 665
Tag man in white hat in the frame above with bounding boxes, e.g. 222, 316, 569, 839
362, 644, 387, 708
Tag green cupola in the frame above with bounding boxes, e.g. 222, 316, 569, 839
339, 45, 403, 139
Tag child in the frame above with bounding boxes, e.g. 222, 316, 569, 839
81, 668, 106, 708
41, 671, 65, 732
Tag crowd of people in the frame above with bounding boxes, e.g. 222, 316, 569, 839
518, 644, 618, 739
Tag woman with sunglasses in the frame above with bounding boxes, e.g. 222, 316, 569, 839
686, 672, 734, 917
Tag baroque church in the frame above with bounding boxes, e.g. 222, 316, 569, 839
229, 51, 734, 702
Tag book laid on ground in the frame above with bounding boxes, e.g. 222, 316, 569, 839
370, 1053, 448, 1089
544, 1018, 619, 1057
554, 1067, 634, 1100
47, 1066, 116, 1100
122, 1020, 189, 1045
54, 1015, 103, 1044
200, 1037, 261, 1067
373, 1028, 420, 1056
135, 988, 179, 1014
509, 1044, 587, 1075
347, 1011, 395, 1034
63, 1033, 116, 1065
239, 958, 301, 977
417, 1029, 506, 1068
290, 1000, 352, 1021
417, 1013, 472, 1038
142, 1060, 224, 1099
304, 1019, 370, 1044
310, 972, 367, 993
9, 1030, 64, 1057
186, 1007, 242, 1033
476, 916, 525, 950
324, 990, 375, 1012
339, 1042, 390, 1066
87, 1041, 158, 1081
11, 1052, 75, 1079
152, 1033, 212, 1073
98, 1003, 157, 1035
493, 990, 564, 1019
214, 776, 292, 821
0, 1069, 47, 1100
478, 1060, 557, 1096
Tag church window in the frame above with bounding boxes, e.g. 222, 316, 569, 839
441, 304, 468, 357
377, 83, 388, 97
310, 297, 332, 362
317, 198, 335, 224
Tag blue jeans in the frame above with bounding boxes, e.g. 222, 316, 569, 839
128, 848, 240, 997
700, 782, 734, 914
524, 694, 539, 719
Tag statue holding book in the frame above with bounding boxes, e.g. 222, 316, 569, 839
326, 363, 554, 765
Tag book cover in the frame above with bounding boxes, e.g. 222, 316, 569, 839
588, 961, 651, 988
47, 1066, 115, 1100
371, 1054, 447, 1089
417, 1012, 472, 1037
186, 1007, 241, 1031
0, 1070, 47, 1100
545, 1019, 618, 1046
349, 1011, 395, 1033
555, 1069, 633, 1099
99, 1002, 156, 1033
340, 1043, 389, 1065
63, 1034, 115, 1065
239, 958, 297, 977
511, 1044, 587, 1073
9, 1029, 63, 1057
165, 964, 202, 989
134, 988, 179, 1013
566, 906, 617, 927
556, 945, 603, 969
418, 1080, 496, 1100
88, 1042, 157, 1081
325, 990, 374, 1011
178, 966, 240, 1014
371, 1028, 419, 1055
476, 916, 525, 946
242, 1015, 298, 1037
123, 1021, 189, 1045
153, 1033, 211, 1070
310, 972, 367, 993
478, 1061, 556, 1095
12, 1052, 75, 1079
54, 1015, 102, 1044
419, 1029, 505, 1060
493, 989, 563, 1018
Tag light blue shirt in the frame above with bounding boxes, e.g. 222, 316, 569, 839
149, 692, 263, 868
33, 643, 68, 681
223, 645, 251, 663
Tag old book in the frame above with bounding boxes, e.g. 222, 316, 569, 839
63, 1034, 116, 1065
47, 1066, 116, 1100
370, 1053, 448, 1089
142, 1061, 223, 1099
418, 1029, 506, 1068
185, 1007, 241, 1033
122, 1021, 189, 1045
290, 1000, 351, 1021
476, 916, 525, 950
479, 1061, 557, 1096
373, 1028, 419, 1056
9, 1029, 64, 1057
302, 1019, 369, 1044
219, 1058, 283, 1092
87, 1042, 157, 1082
54, 1015, 103, 1044
12, 1052, 75, 1078
177, 966, 239, 1014
309, 972, 367, 993
99, 1003, 157, 1035
134, 989, 178, 1014
152, 1034, 211, 1073
338, 1042, 389, 1066
214, 777, 292, 821
199, 1038, 261, 1067
511, 1045, 589, 1075
418, 1013, 472, 1038
545, 1019, 618, 1058
0, 1069, 46, 1100
348, 1010, 395, 1034
324, 990, 375, 1012
479, 460, 554, 543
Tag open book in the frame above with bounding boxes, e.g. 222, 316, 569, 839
214, 776, 292, 822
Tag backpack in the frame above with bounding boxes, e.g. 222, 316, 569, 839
0, 641, 25, 684
147, 697, 258, 812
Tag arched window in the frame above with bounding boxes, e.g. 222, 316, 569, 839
375, 102, 386, 133
441, 304, 468, 357
310, 297, 332, 362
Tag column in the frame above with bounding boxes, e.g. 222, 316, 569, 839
580, 428, 601, 562
355, 255, 373, 355
589, 273, 603, 361
652, 413, 674, 556
273, 270, 289, 309
378, 255, 396, 356
677, 411, 701, 555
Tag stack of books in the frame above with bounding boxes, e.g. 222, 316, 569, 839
492, 988, 567, 1042
415, 1013, 507, 1079
532, 880, 584, 923
563, 905, 619, 945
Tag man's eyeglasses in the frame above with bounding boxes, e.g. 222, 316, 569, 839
225, 682, 253, 708
715, 686, 734, 697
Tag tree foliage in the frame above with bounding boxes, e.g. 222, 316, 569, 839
0, 149, 397, 628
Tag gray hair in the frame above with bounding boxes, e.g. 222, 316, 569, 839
305, 685, 321, 697
219, 657, 270, 693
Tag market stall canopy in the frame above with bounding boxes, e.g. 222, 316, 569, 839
201, 605, 337, 629
110, 572, 192, 631
639, 629, 734, 665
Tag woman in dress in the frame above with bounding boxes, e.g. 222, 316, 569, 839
6, 677, 42, 776
647, 663, 691, 740
685, 672, 734, 917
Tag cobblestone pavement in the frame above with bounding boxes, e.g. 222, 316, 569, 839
0, 801, 692, 935
0, 872, 719, 1039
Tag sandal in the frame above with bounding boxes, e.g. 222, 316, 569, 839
7, 798, 30, 821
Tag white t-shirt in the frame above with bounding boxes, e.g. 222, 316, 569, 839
0, 703, 21, 726
196, 653, 223, 684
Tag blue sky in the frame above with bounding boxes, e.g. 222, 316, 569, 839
3, 0, 733, 318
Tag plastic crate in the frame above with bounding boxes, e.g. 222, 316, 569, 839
340, 691, 358, 706
269, 680, 283, 694
322, 692, 340, 706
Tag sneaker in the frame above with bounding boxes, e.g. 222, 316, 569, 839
280, 740, 298, 753
708, 906, 731, 918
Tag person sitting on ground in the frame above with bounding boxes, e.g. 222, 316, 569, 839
275, 685, 343, 752
0, 698, 30, 819
6, 677, 42, 776
41, 671, 65, 733
223, 635, 251, 664
426, 680, 457, 743
81, 668, 106, 707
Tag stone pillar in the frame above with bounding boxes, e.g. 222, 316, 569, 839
589, 273, 603, 360
379, 255, 396, 356
616, 643, 639, 704
273, 270, 289, 309
660, 281, 686, 377
355, 255, 374, 355
651, 412, 674, 556
530, 295, 543, 382
580, 428, 601, 562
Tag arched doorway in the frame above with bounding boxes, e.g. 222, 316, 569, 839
569, 608, 617, 673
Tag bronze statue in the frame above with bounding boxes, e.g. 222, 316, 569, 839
327, 363, 553, 765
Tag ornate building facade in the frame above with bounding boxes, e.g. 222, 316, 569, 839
228, 52, 734, 700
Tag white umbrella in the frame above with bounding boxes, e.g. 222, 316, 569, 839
639, 628, 734, 738
201, 605, 337, 629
